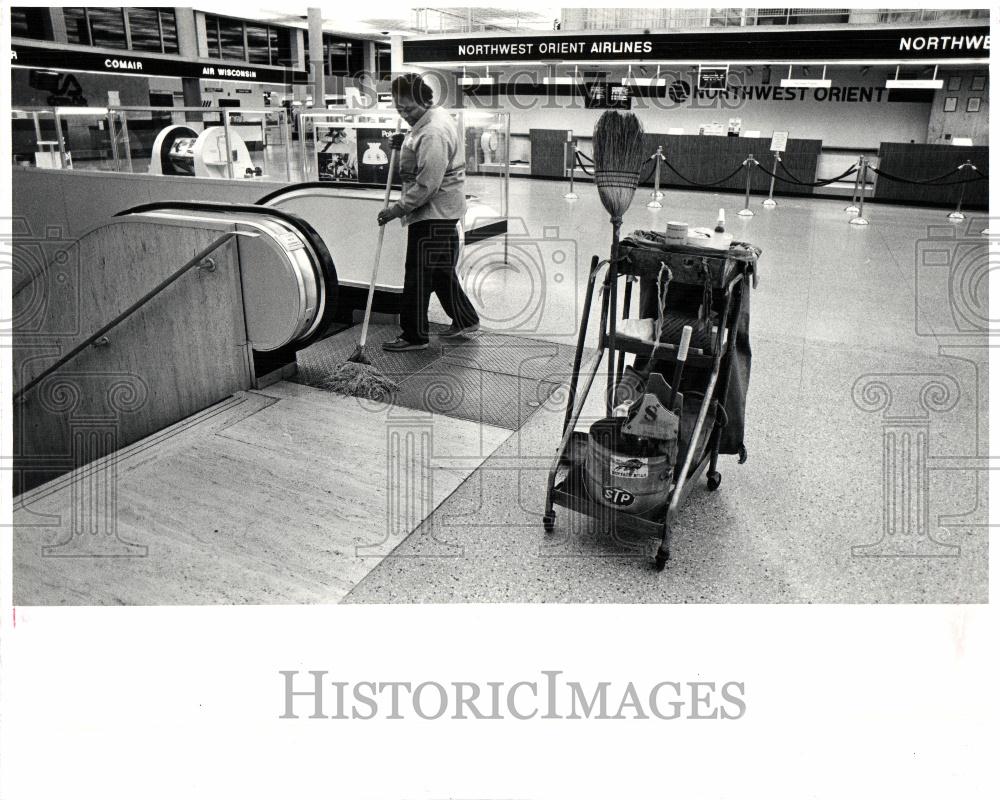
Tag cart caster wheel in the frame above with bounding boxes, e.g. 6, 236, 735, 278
707, 471, 722, 491
655, 549, 669, 571
543, 512, 556, 533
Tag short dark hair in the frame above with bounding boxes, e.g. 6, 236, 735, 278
391, 73, 434, 106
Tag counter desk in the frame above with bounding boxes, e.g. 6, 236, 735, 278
528, 128, 822, 196
873, 142, 988, 209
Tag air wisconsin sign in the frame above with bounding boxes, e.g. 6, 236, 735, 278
403, 25, 990, 64
11, 43, 308, 84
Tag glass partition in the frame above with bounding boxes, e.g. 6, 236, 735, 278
295, 108, 510, 221
11, 104, 508, 220
11, 105, 294, 182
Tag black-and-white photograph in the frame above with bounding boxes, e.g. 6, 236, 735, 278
6, 4, 992, 605
3, 5, 996, 798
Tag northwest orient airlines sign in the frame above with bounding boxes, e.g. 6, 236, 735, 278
11, 43, 308, 84
403, 25, 990, 63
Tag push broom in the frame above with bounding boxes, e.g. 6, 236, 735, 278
592, 110, 646, 415
322, 120, 404, 401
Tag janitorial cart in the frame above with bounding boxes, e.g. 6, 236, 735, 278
542, 229, 759, 570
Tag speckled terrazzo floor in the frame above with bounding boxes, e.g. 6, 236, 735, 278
342, 180, 989, 602
11, 179, 989, 604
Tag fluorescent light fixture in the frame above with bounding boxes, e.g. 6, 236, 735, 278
622, 64, 665, 87
780, 64, 830, 89
55, 106, 110, 115
886, 64, 943, 89
459, 67, 495, 87
781, 78, 832, 88
544, 66, 581, 85
886, 79, 944, 88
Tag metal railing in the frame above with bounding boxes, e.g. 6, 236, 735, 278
555, 7, 989, 31
14, 230, 254, 402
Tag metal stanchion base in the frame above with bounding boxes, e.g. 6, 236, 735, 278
651, 190, 664, 200
737, 208, 754, 217
844, 205, 860, 213
849, 216, 869, 226
564, 192, 579, 201
948, 211, 966, 221
647, 199, 662, 209
762, 198, 777, 208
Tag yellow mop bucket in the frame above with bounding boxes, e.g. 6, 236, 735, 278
584, 417, 674, 515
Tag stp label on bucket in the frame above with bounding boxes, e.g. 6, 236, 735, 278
602, 487, 635, 507
610, 456, 648, 479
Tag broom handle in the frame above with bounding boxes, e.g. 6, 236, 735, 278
359, 120, 404, 349
606, 222, 621, 416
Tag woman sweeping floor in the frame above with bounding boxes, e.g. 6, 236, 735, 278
377, 73, 481, 351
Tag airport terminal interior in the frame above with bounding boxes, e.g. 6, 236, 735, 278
7, 5, 992, 604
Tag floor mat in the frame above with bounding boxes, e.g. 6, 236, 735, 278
295, 324, 593, 431
293, 322, 481, 385
393, 365, 561, 430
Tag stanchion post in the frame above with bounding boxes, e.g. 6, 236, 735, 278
948, 160, 973, 221
737, 153, 756, 217
850, 156, 870, 226
762, 151, 779, 208
652, 145, 664, 200
845, 155, 863, 213
647, 146, 664, 209
563, 131, 578, 201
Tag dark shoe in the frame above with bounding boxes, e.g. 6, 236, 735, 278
439, 321, 480, 339
382, 337, 428, 352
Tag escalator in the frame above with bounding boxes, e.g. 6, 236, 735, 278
12, 201, 339, 493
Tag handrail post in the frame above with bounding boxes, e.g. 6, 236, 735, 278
845, 155, 863, 213
762, 152, 779, 208
120, 111, 133, 174
737, 153, 755, 217
647, 146, 664, 209
106, 110, 120, 172
564, 131, 578, 200
222, 109, 235, 179
948, 160, 973, 220
14, 231, 255, 402
850, 157, 870, 226
283, 110, 292, 182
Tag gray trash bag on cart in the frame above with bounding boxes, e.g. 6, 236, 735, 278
619, 231, 758, 458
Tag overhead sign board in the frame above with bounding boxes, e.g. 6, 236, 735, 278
11, 43, 308, 84
698, 64, 729, 92
402, 25, 990, 63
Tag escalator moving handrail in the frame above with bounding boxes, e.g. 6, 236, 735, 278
116, 201, 339, 350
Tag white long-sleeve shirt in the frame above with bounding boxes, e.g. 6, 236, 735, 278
393, 107, 467, 225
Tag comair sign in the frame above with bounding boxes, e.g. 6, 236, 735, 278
11, 43, 308, 84
404, 25, 990, 63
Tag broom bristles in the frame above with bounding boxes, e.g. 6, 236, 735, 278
592, 110, 646, 218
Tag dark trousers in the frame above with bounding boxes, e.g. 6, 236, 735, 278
400, 219, 480, 344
